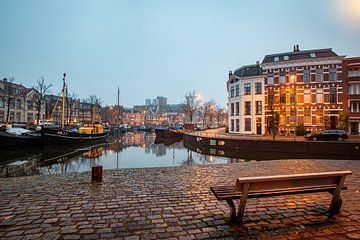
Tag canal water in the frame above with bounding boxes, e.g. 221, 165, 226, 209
0, 132, 352, 178
0, 132, 229, 178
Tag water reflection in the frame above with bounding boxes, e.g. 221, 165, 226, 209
0, 132, 228, 178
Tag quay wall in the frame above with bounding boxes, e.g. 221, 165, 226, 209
183, 133, 360, 158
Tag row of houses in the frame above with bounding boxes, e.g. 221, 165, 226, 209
227, 46, 360, 135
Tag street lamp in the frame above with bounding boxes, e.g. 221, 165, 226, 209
291, 73, 297, 142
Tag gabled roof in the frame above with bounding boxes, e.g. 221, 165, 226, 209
233, 64, 262, 78
262, 48, 339, 64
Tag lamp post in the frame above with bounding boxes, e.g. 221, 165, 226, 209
291, 73, 297, 142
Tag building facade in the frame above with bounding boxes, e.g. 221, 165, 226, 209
343, 57, 360, 135
0, 79, 43, 124
261, 46, 344, 134
227, 64, 266, 135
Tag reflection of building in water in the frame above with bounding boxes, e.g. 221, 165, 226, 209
83, 147, 103, 159
156, 144, 166, 157
1, 160, 39, 178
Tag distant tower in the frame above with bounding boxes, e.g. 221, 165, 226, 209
145, 99, 151, 106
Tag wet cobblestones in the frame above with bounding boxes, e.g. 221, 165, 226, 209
1, 159, 360, 239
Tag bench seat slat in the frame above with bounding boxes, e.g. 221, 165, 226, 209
211, 185, 348, 200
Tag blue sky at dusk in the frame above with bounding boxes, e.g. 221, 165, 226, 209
1, 0, 359, 107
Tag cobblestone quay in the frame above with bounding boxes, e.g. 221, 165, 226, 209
1, 160, 360, 239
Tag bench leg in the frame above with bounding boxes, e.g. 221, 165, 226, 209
329, 195, 343, 215
226, 199, 236, 223
237, 183, 250, 224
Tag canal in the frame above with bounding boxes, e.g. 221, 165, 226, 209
0, 132, 353, 178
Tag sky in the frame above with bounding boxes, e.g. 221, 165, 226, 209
0, 0, 360, 108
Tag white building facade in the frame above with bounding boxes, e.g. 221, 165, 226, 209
227, 64, 266, 135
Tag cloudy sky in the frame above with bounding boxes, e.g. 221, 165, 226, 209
0, 0, 359, 107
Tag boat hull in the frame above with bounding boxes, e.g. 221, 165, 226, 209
155, 128, 184, 138
42, 128, 108, 145
0, 130, 42, 148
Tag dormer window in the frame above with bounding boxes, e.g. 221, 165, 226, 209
310, 53, 316, 58
274, 56, 279, 62
284, 56, 289, 61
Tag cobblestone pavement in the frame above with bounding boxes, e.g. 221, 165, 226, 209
1, 159, 360, 240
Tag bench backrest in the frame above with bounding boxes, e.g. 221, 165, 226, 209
235, 171, 352, 193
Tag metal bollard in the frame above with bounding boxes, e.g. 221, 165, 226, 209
92, 165, 103, 182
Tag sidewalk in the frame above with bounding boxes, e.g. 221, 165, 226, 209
1, 159, 360, 239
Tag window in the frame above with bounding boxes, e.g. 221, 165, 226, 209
9, 111, 14, 122
15, 99, 21, 109
280, 94, 286, 104
330, 87, 337, 104
329, 68, 337, 82
245, 118, 251, 131
315, 69, 323, 82
349, 84, 360, 95
267, 76, 274, 85
244, 101, 251, 115
310, 53, 316, 58
0, 98, 4, 108
284, 56, 289, 61
236, 119, 239, 132
235, 85, 239, 96
350, 101, 360, 113
274, 56, 279, 62
10, 100, 15, 109
304, 109, 311, 125
255, 82, 262, 94
16, 112, 21, 122
349, 68, 360, 77
230, 103, 234, 116
255, 101, 262, 115
0, 110, 4, 122
230, 86, 234, 98
279, 72, 286, 84
231, 119, 234, 131
303, 69, 310, 83
244, 83, 251, 95
304, 89, 311, 103
235, 102, 239, 116
27, 100, 33, 110
316, 89, 323, 103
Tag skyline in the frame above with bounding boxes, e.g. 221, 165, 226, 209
1, 0, 360, 108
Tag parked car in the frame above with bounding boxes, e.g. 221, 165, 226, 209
305, 129, 348, 141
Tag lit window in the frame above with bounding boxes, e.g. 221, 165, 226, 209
218, 140, 225, 146
284, 56, 289, 61
310, 53, 316, 58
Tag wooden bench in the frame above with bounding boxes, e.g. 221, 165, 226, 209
210, 171, 352, 223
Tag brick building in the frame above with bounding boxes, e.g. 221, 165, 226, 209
262, 46, 345, 134
343, 57, 360, 135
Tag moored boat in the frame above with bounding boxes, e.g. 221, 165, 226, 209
154, 127, 185, 138
0, 127, 42, 148
42, 123, 108, 145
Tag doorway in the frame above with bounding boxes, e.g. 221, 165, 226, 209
330, 116, 337, 129
351, 122, 359, 135
256, 118, 262, 135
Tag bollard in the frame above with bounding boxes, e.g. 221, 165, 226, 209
92, 165, 103, 182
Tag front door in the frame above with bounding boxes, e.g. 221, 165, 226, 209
330, 116, 337, 129
351, 122, 359, 135
256, 118, 262, 135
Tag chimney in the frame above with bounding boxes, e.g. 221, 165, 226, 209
229, 70, 232, 77
296, 45, 300, 51
293, 45, 296, 52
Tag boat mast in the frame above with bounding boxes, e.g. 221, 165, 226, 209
117, 86, 120, 129
62, 73, 66, 129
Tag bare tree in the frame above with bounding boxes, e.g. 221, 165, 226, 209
182, 91, 201, 124
89, 95, 102, 122
33, 77, 52, 126
67, 92, 78, 123
2, 77, 16, 125
215, 105, 225, 127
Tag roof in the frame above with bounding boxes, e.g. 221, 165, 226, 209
233, 64, 262, 78
262, 48, 338, 64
